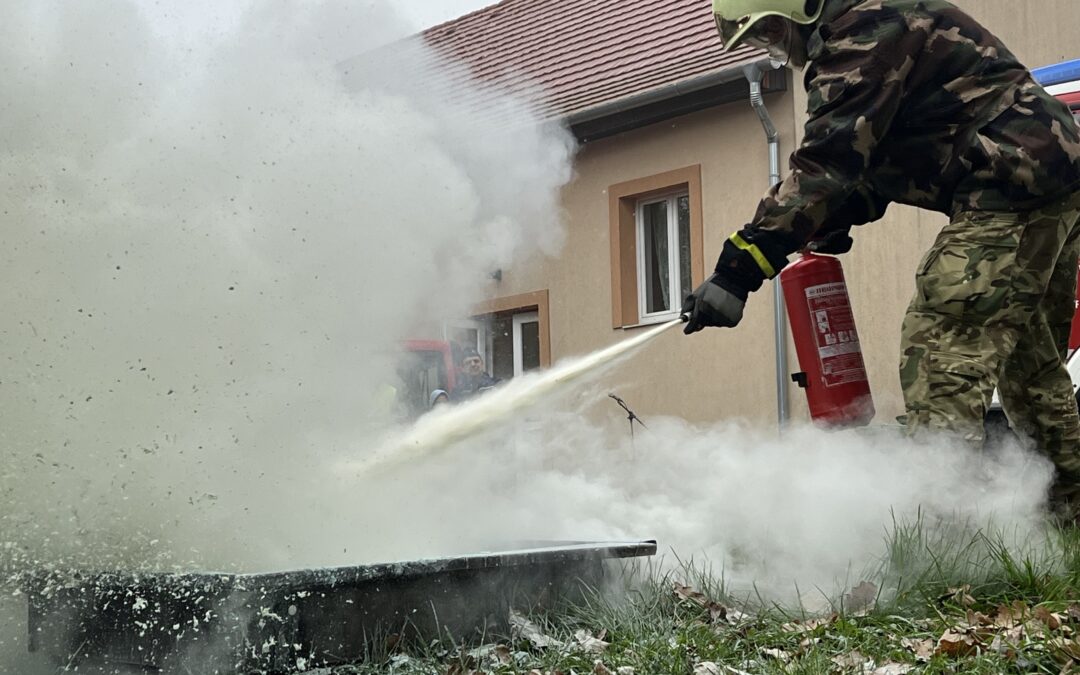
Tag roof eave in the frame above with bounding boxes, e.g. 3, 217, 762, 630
563, 57, 778, 126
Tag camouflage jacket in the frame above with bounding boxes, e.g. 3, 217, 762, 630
716, 0, 1080, 296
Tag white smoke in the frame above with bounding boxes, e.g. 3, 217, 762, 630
0, 0, 573, 666
341, 349, 1053, 604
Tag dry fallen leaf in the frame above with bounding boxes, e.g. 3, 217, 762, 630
1036, 606, 1066, 631
965, 609, 997, 631
940, 584, 976, 608
845, 581, 878, 613
871, 664, 914, 675
674, 583, 740, 624
674, 583, 709, 605
1050, 637, 1080, 662
783, 614, 838, 634
574, 629, 611, 655
936, 629, 982, 657
995, 601, 1030, 628
707, 605, 729, 623
693, 663, 722, 675
593, 661, 613, 675
616, 668, 636, 675
900, 637, 935, 662
986, 630, 1012, 658
762, 648, 791, 663
800, 637, 822, 651
988, 622, 1026, 655
510, 610, 562, 650
831, 650, 869, 669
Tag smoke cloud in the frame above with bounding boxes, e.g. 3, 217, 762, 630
0, 0, 573, 666
333, 332, 1054, 600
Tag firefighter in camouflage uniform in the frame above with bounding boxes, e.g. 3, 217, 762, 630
681, 0, 1080, 514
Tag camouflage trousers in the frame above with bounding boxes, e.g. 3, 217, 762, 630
899, 191, 1080, 508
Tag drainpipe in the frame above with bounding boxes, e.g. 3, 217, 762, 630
743, 60, 789, 429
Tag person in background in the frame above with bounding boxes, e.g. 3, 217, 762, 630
455, 346, 500, 400
429, 389, 450, 408
682, 0, 1080, 518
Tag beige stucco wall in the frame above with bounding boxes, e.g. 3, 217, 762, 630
498, 92, 801, 427
959, 0, 1080, 68
490, 0, 1080, 429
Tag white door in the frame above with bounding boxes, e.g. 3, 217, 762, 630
511, 312, 541, 377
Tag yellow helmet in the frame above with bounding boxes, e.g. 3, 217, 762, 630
712, 0, 824, 52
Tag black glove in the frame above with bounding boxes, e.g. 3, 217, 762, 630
805, 229, 854, 255
681, 274, 746, 335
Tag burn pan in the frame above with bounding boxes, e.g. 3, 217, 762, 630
25, 539, 657, 674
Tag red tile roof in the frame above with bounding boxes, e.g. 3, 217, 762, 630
422, 0, 765, 121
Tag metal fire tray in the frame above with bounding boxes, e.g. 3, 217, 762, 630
26, 540, 657, 674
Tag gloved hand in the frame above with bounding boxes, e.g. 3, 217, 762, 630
805, 229, 854, 255
681, 274, 746, 335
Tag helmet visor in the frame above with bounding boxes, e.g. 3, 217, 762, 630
715, 13, 753, 50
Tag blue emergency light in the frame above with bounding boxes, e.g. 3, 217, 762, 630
1033, 59, 1080, 87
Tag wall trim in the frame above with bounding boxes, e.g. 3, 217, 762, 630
608, 165, 705, 328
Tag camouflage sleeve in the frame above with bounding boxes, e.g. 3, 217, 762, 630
715, 10, 921, 295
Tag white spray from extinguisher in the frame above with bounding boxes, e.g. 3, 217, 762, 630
348, 318, 685, 475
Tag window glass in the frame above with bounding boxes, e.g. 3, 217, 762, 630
520, 320, 541, 372
642, 201, 670, 314
448, 326, 481, 360
677, 195, 692, 302
490, 314, 514, 381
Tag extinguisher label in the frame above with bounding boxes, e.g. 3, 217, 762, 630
805, 282, 869, 387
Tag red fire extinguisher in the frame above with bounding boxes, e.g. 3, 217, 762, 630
780, 252, 875, 427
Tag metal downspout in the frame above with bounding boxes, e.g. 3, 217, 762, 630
743, 61, 789, 429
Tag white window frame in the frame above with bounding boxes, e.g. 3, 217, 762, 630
443, 319, 488, 370
635, 192, 689, 324
511, 311, 540, 377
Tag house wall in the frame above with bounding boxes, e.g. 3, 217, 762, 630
486, 1, 1080, 428
495, 91, 801, 426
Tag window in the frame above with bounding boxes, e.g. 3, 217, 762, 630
445, 319, 488, 365
471, 290, 552, 379
636, 193, 692, 320
609, 166, 705, 328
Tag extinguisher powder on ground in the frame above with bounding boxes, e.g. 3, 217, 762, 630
781, 252, 876, 427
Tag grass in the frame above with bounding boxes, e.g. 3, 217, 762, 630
321, 518, 1080, 675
